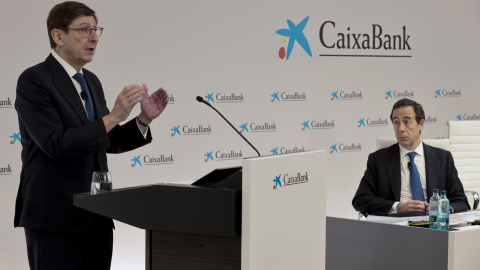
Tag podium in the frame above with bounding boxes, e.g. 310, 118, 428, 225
74, 151, 327, 270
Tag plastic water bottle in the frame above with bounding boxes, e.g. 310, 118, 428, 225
429, 189, 440, 229
437, 190, 450, 230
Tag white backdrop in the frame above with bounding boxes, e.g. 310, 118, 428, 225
1, 0, 480, 269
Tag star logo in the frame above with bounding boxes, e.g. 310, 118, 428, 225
456, 114, 463, 121
270, 147, 279, 155
331, 91, 339, 101
10, 132, 21, 144
171, 125, 181, 136
301, 120, 310, 131
204, 151, 214, 162
273, 174, 282, 189
385, 90, 392, 99
239, 123, 249, 133
131, 155, 142, 167
330, 144, 338, 154
271, 91, 280, 102
358, 118, 365, 128
275, 16, 312, 60
435, 89, 441, 98
205, 93, 214, 103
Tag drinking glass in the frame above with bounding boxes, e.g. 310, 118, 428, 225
90, 171, 113, 195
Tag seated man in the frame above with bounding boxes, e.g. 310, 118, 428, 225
352, 98, 470, 216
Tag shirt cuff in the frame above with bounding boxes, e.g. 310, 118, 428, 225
137, 121, 149, 139
390, 202, 400, 214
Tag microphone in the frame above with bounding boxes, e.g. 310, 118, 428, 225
408, 162, 412, 169
196, 96, 260, 157
80, 91, 87, 100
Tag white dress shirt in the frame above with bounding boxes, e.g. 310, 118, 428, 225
390, 141, 427, 213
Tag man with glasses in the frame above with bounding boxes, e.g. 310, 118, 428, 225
14, 1, 168, 269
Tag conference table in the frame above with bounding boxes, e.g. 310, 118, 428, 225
326, 212, 480, 270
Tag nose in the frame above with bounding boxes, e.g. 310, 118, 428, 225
89, 31, 99, 42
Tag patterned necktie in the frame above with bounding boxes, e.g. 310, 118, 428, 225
407, 152, 425, 201
72, 73, 95, 122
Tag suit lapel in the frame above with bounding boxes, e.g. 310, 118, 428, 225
424, 143, 439, 199
387, 144, 402, 201
46, 54, 89, 124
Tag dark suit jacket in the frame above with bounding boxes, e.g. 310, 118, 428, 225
14, 54, 152, 233
352, 143, 470, 216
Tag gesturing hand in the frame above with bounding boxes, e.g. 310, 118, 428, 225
110, 84, 144, 123
139, 84, 169, 124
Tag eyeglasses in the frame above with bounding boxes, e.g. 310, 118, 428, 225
65, 27, 103, 38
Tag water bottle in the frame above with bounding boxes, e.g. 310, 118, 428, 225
437, 190, 450, 230
429, 189, 439, 229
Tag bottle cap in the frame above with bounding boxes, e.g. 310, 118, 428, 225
433, 189, 439, 193
441, 190, 447, 195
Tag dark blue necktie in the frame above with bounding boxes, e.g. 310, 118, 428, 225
407, 152, 425, 201
73, 73, 95, 122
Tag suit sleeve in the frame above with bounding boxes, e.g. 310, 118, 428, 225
352, 153, 396, 216
445, 151, 470, 212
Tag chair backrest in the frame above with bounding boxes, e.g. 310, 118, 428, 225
448, 121, 480, 200
376, 137, 451, 151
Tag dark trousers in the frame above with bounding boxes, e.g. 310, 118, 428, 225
24, 219, 113, 270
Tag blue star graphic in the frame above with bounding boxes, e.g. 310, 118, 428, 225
171, 125, 181, 136
435, 89, 441, 98
270, 147, 279, 155
131, 155, 142, 167
358, 118, 365, 127
456, 114, 463, 121
10, 132, 21, 144
205, 93, 214, 103
275, 16, 312, 60
271, 91, 280, 102
330, 144, 338, 153
204, 151, 214, 162
331, 91, 339, 101
239, 123, 249, 133
385, 90, 392, 99
302, 120, 310, 130
273, 174, 282, 189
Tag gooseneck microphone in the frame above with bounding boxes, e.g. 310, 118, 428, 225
196, 96, 260, 157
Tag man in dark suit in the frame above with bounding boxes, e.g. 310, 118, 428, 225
14, 2, 169, 269
352, 98, 469, 216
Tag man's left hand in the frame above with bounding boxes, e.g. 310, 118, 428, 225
139, 84, 169, 125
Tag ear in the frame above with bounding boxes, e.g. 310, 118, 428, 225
51, 29, 64, 47
419, 119, 425, 132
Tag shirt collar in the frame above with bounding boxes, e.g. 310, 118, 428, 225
51, 50, 83, 78
399, 141, 424, 157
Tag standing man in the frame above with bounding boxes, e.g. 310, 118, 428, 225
14, 1, 169, 269
352, 98, 469, 216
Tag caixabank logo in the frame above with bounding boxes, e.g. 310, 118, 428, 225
131, 154, 174, 167
168, 94, 175, 104
170, 124, 212, 137
357, 117, 388, 128
456, 113, 480, 121
276, 17, 412, 60
301, 119, 335, 131
239, 122, 277, 133
203, 150, 243, 162
385, 89, 415, 99
270, 146, 306, 155
10, 132, 21, 145
330, 142, 362, 154
203, 92, 244, 104
272, 171, 309, 190
270, 91, 307, 102
0, 97, 13, 108
424, 115, 437, 125
330, 90, 363, 101
435, 89, 461, 98
0, 164, 13, 176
